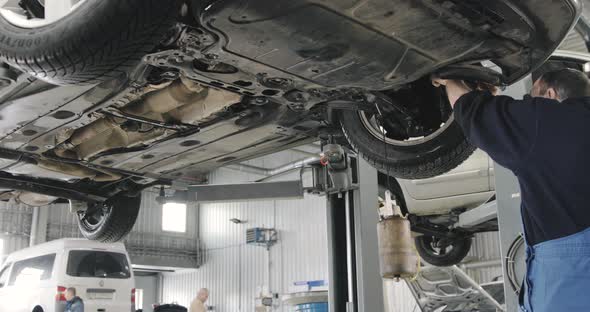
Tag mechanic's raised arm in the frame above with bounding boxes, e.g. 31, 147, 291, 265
452, 90, 544, 171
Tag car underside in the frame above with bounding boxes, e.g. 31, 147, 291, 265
0, 0, 582, 241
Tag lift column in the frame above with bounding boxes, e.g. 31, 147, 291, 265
326, 156, 384, 312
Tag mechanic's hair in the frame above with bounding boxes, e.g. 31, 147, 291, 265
538, 68, 590, 100
67, 287, 76, 295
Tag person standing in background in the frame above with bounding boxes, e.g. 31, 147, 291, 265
189, 288, 209, 312
64, 287, 84, 312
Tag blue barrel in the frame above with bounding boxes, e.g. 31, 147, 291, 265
295, 302, 328, 312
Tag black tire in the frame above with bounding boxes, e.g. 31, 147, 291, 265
77, 194, 141, 242
339, 110, 475, 180
415, 235, 472, 266
338, 77, 475, 180
155, 304, 187, 312
0, 0, 182, 85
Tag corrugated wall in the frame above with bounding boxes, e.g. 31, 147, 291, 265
162, 152, 329, 312
0, 201, 34, 263
464, 231, 503, 284
558, 29, 588, 53
162, 194, 328, 312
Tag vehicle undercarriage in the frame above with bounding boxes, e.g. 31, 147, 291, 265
0, 0, 581, 241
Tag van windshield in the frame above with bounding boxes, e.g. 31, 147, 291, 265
67, 250, 131, 279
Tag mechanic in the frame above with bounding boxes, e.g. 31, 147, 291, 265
433, 68, 590, 312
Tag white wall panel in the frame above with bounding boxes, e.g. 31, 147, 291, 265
133, 190, 199, 238
164, 248, 241, 310
163, 162, 329, 312
275, 195, 328, 293
0, 201, 34, 262
383, 280, 419, 312
465, 232, 503, 284
0, 234, 29, 265
136, 275, 159, 312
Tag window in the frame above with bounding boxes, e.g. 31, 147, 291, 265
9, 254, 56, 286
67, 250, 131, 279
0, 264, 10, 288
162, 202, 187, 233
135, 288, 144, 310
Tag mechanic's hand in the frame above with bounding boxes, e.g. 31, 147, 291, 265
431, 78, 472, 108
432, 78, 449, 87
433, 79, 499, 93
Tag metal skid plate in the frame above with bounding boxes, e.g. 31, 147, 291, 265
146, 0, 580, 112
407, 265, 504, 312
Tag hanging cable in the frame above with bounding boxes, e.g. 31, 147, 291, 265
375, 102, 393, 193
375, 101, 422, 281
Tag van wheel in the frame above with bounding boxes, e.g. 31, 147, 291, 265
0, 0, 182, 85
32, 307, 43, 312
76, 194, 141, 242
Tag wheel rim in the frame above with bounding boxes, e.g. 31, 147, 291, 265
78, 201, 111, 232
0, 0, 87, 28
421, 236, 455, 257
359, 111, 454, 147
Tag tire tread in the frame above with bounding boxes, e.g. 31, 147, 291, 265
340, 112, 476, 179
78, 194, 141, 243
0, 0, 181, 85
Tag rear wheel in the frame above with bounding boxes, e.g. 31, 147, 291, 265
76, 194, 141, 242
378, 172, 472, 266
415, 235, 472, 266
339, 77, 475, 179
0, 0, 182, 85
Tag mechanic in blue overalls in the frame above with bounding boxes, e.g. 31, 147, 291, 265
433, 68, 590, 312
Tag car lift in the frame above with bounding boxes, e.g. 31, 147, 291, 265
161, 145, 521, 312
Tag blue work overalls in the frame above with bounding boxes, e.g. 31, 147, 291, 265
519, 226, 590, 312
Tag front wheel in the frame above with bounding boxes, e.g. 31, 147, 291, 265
338, 77, 475, 179
76, 194, 141, 242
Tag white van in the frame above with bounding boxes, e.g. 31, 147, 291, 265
0, 238, 135, 312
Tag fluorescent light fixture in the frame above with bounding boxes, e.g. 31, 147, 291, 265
162, 202, 187, 233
